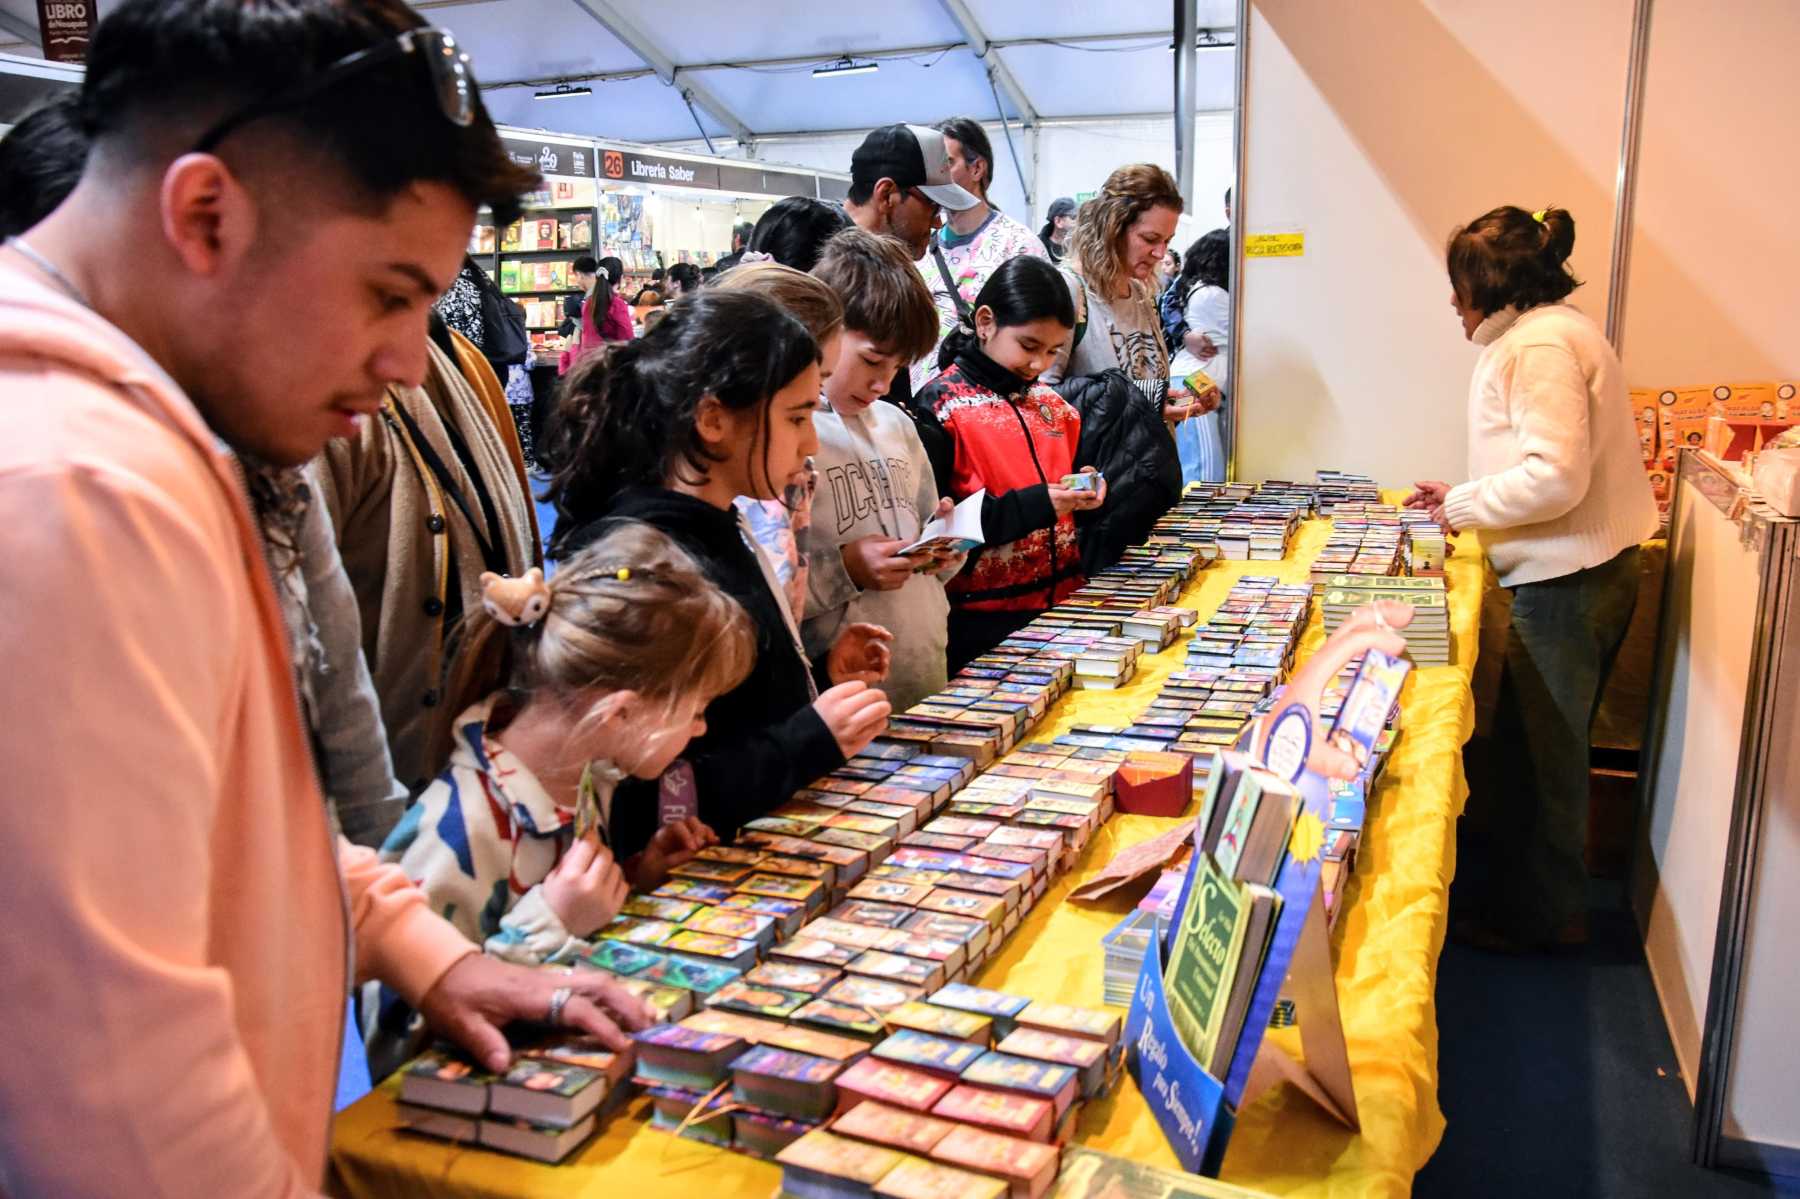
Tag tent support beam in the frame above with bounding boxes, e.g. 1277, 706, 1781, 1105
933, 0, 1040, 130
1173, 0, 1199, 208
563, 0, 756, 149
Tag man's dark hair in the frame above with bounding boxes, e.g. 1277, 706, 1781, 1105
77, 0, 538, 225
0, 96, 87, 239
748, 196, 852, 272
1447, 205, 1581, 316
731, 221, 754, 250
934, 117, 994, 202
571, 255, 600, 275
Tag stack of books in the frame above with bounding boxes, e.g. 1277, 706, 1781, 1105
1100, 908, 1166, 1006
1313, 469, 1383, 514
395, 1038, 634, 1162
1215, 498, 1304, 561
1318, 575, 1450, 665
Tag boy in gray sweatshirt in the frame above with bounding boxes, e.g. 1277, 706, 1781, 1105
802, 230, 959, 709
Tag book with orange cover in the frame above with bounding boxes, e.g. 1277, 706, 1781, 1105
929, 1124, 1060, 1199
832, 1099, 957, 1155
876, 1155, 1010, 1199
776, 1129, 908, 1194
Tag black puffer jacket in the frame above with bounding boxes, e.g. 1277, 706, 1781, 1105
1054, 368, 1183, 574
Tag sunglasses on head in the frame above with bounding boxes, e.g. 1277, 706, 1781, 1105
192, 27, 475, 154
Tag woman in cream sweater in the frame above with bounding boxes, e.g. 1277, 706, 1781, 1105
1408, 205, 1660, 953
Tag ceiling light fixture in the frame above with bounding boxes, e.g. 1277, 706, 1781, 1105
812, 56, 879, 79
534, 83, 593, 100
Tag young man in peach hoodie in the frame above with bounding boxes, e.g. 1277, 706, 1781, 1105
0, 3, 651, 1194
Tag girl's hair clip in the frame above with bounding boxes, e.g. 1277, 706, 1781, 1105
480, 567, 551, 628
739, 250, 774, 265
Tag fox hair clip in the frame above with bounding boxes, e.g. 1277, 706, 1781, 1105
479, 568, 551, 628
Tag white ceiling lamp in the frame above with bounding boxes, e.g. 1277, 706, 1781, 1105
812, 56, 879, 80
534, 83, 593, 101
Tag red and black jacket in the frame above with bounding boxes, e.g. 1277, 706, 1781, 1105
919, 346, 1085, 613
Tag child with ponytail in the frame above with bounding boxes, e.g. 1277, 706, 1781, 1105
538, 291, 893, 852
915, 254, 1108, 671
380, 522, 755, 965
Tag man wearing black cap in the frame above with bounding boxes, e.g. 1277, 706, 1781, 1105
1040, 196, 1077, 262
846, 123, 979, 263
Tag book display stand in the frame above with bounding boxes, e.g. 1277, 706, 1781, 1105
1127, 603, 1414, 1174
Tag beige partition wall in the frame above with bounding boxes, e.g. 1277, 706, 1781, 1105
1235, 0, 1635, 485
1617, 0, 1800, 384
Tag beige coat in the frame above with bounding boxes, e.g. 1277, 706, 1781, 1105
317, 337, 538, 791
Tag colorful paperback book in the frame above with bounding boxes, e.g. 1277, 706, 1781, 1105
886, 1001, 993, 1044
929, 984, 1031, 1037
918, 888, 1006, 929
398, 1048, 495, 1114
621, 895, 702, 924
597, 916, 679, 946
578, 939, 662, 977
848, 949, 946, 991
930, 1084, 1054, 1142
1015, 1001, 1122, 1047
652, 878, 734, 903
995, 1028, 1109, 1098
878, 1156, 1009, 1199
959, 1051, 1079, 1119
776, 1129, 908, 1192
835, 1056, 955, 1113
719, 892, 807, 936
740, 871, 828, 906
705, 979, 812, 1019
631, 1022, 745, 1090
793, 998, 889, 1039
850, 878, 938, 907
685, 907, 778, 947
832, 1099, 957, 1155
669, 858, 754, 885
490, 1057, 605, 1128
807, 917, 908, 952
930, 1124, 1061, 1196
832, 898, 919, 929
744, 959, 842, 995
641, 952, 740, 995
905, 910, 991, 953
872, 1028, 987, 1079
773, 933, 862, 965
662, 929, 758, 972
826, 975, 926, 1014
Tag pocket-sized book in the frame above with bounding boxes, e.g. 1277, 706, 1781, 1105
847, 949, 947, 993
876, 1154, 1010, 1199
476, 1113, 596, 1164
831, 1098, 958, 1155
776, 1128, 909, 1199
994, 1028, 1109, 1099
928, 984, 1031, 1038
745, 959, 843, 995
731, 1043, 847, 1122
957, 1051, 1079, 1121
884, 999, 993, 1046
928, 1123, 1061, 1199
398, 1047, 495, 1115
488, 1057, 608, 1129
870, 1028, 986, 1082
704, 979, 814, 1020
930, 1083, 1056, 1143
834, 1056, 955, 1114
630, 1023, 746, 1091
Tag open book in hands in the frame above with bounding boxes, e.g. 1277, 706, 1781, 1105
899, 489, 986, 559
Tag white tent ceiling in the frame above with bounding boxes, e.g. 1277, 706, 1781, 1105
0, 0, 1237, 145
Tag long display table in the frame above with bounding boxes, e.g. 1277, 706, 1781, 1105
330, 498, 1488, 1199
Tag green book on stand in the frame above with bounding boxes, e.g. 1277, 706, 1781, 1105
1161, 855, 1249, 1069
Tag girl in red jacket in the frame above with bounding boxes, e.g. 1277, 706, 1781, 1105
916, 255, 1107, 671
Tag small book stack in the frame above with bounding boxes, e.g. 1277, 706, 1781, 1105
1318, 574, 1450, 665
1312, 469, 1383, 515
395, 1039, 634, 1163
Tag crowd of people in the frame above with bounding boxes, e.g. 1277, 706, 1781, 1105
0, 0, 1655, 1192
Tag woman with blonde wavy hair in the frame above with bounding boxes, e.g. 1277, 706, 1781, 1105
1043, 163, 1203, 425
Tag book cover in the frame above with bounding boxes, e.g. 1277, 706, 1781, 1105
826, 975, 924, 1013
835, 1057, 955, 1112
832, 899, 919, 930
597, 916, 679, 946
1162, 856, 1248, 1065
929, 1124, 1060, 1191
930, 984, 1030, 1021
793, 998, 888, 1039
652, 878, 734, 903
490, 1057, 604, 1128
663, 929, 758, 971
641, 952, 740, 995
622, 895, 702, 924
670, 858, 754, 885
832, 1098, 957, 1155
918, 889, 1006, 929
1015, 1001, 1122, 1047
521, 1036, 630, 1085
745, 959, 841, 995
807, 918, 908, 953
847, 950, 944, 992
579, 939, 662, 977
705, 979, 812, 1019
772, 936, 861, 969
849, 878, 936, 907
929, 1085, 1054, 1142
685, 908, 778, 945
876, 1156, 1009, 1199
776, 1128, 907, 1187
738, 872, 827, 906
873, 1028, 985, 1078
398, 1048, 494, 1114
885, 1000, 993, 1044
958, 1051, 1079, 1117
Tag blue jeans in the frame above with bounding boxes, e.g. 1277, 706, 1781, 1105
1489, 546, 1641, 939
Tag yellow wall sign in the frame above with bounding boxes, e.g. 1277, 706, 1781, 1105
1246, 232, 1305, 258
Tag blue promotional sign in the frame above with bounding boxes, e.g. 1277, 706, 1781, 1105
1125, 938, 1234, 1175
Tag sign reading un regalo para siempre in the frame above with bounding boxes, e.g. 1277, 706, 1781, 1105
36, 0, 93, 63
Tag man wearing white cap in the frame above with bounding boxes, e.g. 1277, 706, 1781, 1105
844, 123, 980, 263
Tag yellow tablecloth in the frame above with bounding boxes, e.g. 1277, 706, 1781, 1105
331, 501, 1487, 1199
